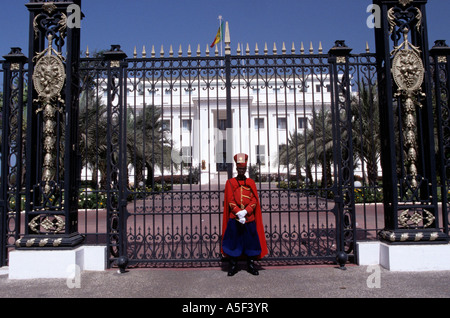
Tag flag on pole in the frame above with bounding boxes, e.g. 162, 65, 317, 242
210, 21, 224, 48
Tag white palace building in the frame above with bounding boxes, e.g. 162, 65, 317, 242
93, 73, 342, 186
81, 39, 372, 186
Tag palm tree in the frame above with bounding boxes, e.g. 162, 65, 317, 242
78, 51, 110, 189
78, 88, 173, 190
278, 133, 313, 184
78, 87, 108, 188
279, 109, 334, 188
350, 81, 380, 185
78, 50, 174, 191
125, 104, 173, 189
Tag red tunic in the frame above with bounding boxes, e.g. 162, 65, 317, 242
222, 177, 268, 259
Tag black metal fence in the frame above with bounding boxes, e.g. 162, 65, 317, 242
1, 1, 449, 268
74, 42, 388, 267
1, 43, 448, 268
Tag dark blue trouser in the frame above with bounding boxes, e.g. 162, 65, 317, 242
222, 219, 262, 258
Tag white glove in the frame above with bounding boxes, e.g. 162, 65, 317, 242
238, 217, 246, 225
236, 210, 247, 219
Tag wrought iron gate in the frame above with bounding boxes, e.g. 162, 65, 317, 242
1, 0, 449, 269
76, 38, 378, 267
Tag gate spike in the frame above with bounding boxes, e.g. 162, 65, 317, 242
366, 41, 370, 53
151, 45, 155, 58
214, 44, 219, 56
197, 44, 201, 56
300, 42, 305, 55
319, 41, 323, 54
237, 43, 241, 55
282, 42, 286, 55
178, 44, 183, 57
205, 44, 210, 57
291, 42, 296, 54
86, 45, 90, 58
264, 42, 268, 55
310, 41, 314, 54
224, 21, 231, 55
142, 45, 146, 58
254, 43, 258, 55
160, 45, 164, 57
169, 45, 173, 57
133, 46, 137, 58
187, 44, 192, 57
273, 42, 277, 55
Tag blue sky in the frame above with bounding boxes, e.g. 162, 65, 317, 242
1, 0, 450, 58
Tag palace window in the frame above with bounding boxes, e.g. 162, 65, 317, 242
277, 117, 287, 130
255, 145, 266, 165
182, 119, 192, 132
254, 118, 265, 130
182, 146, 192, 166
298, 117, 308, 130
315, 84, 331, 93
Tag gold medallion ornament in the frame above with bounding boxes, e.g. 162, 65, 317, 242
32, 34, 66, 195
32, 34, 65, 106
392, 49, 424, 94
389, 5, 425, 189
33, 49, 65, 104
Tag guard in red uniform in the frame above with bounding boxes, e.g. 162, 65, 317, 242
222, 153, 268, 276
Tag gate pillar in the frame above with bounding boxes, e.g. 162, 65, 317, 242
102, 45, 129, 269
328, 41, 356, 266
429, 40, 450, 238
1, 48, 28, 266
374, 0, 448, 244
14, 0, 84, 249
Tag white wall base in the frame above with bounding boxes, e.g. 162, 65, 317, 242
356, 241, 381, 266
82, 246, 107, 271
357, 241, 450, 271
8, 245, 106, 280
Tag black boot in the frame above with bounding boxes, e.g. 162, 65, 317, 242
247, 259, 259, 276
228, 258, 238, 276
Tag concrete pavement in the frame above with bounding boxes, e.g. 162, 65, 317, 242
0, 263, 449, 299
